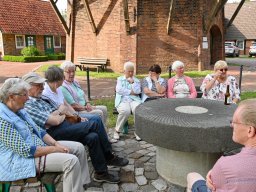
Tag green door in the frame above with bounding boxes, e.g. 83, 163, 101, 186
44, 36, 54, 54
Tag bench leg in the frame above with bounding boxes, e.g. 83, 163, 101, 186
0, 183, 11, 192
43, 183, 56, 192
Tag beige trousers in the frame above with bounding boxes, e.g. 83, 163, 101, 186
35, 141, 90, 192
115, 101, 140, 132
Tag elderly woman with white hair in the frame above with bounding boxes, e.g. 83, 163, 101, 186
60, 61, 108, 128
167, 60, 197, 98
0, 78, 90, 192
114, 61, 142, 140
200, 60, 240, 103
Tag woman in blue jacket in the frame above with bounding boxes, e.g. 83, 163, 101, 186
0, 78, 90, 192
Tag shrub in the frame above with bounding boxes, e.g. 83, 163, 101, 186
3, 55, 48, 62
21, 46, 40, 56
47, 53, 66, 60
2, 55, 25, 62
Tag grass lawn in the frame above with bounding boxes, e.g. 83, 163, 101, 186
37, 63, 212, 79
94, 91, 256, 128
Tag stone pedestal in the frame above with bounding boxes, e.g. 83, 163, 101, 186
156, 147, 221, 187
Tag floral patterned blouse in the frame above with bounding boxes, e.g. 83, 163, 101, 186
200, 74, 240, 103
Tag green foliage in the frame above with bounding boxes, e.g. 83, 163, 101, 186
3, 55, 48, 62
24, 56, 48, 62
2, 55, 25, 62
48, 53, 66, 60
21, 46, 39, 56
240, 92, 256, 101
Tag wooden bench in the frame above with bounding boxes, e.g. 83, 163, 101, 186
76, 57, 108, 73
0, 173, 60, 192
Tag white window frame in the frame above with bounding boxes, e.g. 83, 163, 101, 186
53, 36, 61, 48
15, 35, 25, 49
236, 39, 244, 51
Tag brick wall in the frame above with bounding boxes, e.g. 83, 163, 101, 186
2, 34, 66, 56
67, 0, 225, 73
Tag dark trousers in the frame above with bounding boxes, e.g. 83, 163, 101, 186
47, 115, 112, 172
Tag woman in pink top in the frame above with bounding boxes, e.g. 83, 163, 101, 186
167, 61, 197, 98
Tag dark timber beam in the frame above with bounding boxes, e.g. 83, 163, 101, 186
49, 0, 70, 34
123, 0, 130, 33
227, 0, 245, 28
167, 0, 175, 34
205, 0, 228, 32
82, 0, 97, 34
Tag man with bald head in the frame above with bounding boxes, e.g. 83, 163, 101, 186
187, 99, 256, 192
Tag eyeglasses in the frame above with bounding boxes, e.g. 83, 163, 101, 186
13, 93, 28, 97
230, 120, 253, 128
219, 68, 228, 72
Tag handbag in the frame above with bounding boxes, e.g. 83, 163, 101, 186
64, 114, 81, 124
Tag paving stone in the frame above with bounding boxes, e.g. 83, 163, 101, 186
102, 183, 119, 192
144, 171, 159, 180
144, 163, 156, 172
134, 160, 144, 168
147, 152, 156, 157
136, 175, 148, 186
137, 149, 150, 155
135, 168, 144, 176
128, 158, 135, 165
151, 178, 168, 191
128, 152, 144, 159
85, 187, 103, 192
112, 141, 126, 147
121, 183, 138, 192
138, 184, 158, 192
140, 143, 154, 149
148, 156, 156, 163
138, 156, 151, 163
125, 139, 138, 144
147, 146, 157, 152
123, 148, 135, 155
122, 164, 134, 172
113, 147, 124, 152
120, 169, 135, 183
139, 141, 147, 145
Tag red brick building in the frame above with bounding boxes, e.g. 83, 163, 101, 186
0, 0, 66, 57
66, 0, 226, 73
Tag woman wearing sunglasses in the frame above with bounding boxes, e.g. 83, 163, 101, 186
200, 60, 240, 103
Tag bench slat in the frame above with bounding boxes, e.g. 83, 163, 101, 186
76, 57, 108, 73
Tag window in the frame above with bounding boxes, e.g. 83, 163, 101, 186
236, 40, 244, 50
15, 35, 25, 48
54, 36, 61, 48
26, 36, 36, 46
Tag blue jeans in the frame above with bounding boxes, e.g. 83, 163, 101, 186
192, 180, 211, 192
47, 116, 112, 172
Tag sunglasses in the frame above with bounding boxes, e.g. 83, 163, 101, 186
219, 68, 228, 72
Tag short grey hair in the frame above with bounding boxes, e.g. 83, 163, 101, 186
124, 61, 135, 71
45, 66, 64, 83
238, 99, 256, 127
172, 60, 184, 71
0, 78, 30, 103
214, 60, 228, 71
60, 60, 76, 70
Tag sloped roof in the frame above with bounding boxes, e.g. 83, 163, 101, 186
0, 0, 65, 36
225, 2, 256, 40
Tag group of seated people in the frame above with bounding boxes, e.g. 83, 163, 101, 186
0, 59, 247, 192
113, 59, 241, 140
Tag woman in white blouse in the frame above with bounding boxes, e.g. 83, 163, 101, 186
200, 60, 240, 103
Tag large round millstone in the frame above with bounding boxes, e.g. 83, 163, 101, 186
135, 98, 240, 153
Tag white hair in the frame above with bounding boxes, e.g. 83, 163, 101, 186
60, 60, 76, 70
172, 60, 185, 71
0, 78, 30, 103
124, 61, 135, 71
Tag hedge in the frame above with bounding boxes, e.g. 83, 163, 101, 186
3, 55, 48, 62
48, 54, 65, 60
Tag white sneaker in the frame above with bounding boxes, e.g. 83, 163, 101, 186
113, 131, 120, 140
134, 132, 141, 141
